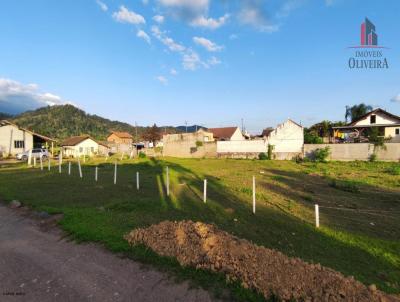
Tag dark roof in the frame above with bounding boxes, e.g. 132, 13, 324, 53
261, 127, 274, 137
0, 120, 56, 142
349, 108, 400, 126
109, 131, 133, 139
60, 135, 92, 146
208, 127, 239, 140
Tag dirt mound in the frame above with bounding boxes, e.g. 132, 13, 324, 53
125, 221, 399, 302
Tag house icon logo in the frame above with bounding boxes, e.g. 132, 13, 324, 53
360, 18, 378, 46
347, 17, 389, 69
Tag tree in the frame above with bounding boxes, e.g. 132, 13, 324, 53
345, 103, 373, 123
142, 124, 161, 143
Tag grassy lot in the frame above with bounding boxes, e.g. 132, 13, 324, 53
0, 157, 399, 300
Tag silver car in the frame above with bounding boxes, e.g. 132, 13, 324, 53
16, 148, 49, 161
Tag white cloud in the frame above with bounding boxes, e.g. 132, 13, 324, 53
170, 68, 178, 75
182, 50, 203, 71
238, 4, 279, 33
207, 56, 221, 66
153, 15, 165, 23
156, 76, 168, 85
142, 0, 149, 5
151, 25, 185, 52
0, 78, 71, 114
193, 37, 223, 52
96, 0, 108, 11
190, 14, 229, 29
137, 30, 151, 44
112, 6, 146, 25
391, 94, 400, 103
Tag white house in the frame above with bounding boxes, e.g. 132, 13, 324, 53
0, 120, 55, 157
332, 108, 400, 143
60, 135, 109, 157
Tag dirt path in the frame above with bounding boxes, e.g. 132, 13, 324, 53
0, 205, 217, 302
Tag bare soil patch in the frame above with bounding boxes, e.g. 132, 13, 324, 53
125, 220, 400, 302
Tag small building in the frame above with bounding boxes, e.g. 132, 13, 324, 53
107, 131, 133, 145
208, 127, 244, 141
0, 120, 56, 157
332, 108, 400, 143
61, 135, 109, 157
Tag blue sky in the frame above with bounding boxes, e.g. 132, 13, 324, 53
0, 0, 399, 133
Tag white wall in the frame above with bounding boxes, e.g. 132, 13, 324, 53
265, 120, 304, 153
354, 112, 399, 126
63, 138, 100, 157
0, 124, 33, 156
217, 140, 267, 153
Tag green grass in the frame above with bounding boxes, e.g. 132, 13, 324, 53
0, 157, 399, 300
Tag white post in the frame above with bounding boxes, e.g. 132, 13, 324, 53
28, 149, 32, 167
78, 158, 82, 178
95, 166, 98, 182
136, 172, 139, 190
58, 150, 62, 174
203, 179, 207, 203
252, 176, 256, 214
40, 156, 43, 171
166, 166, 170, 196
114, 161, 117, 184
48, 157, 51, 171
120, 152, 124, 161
33, 156, 37, 168
68, 161, 71, 175
83, 154, 86, 163
315, 204, 320, 228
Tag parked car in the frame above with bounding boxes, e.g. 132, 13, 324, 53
16, 148, 49, 161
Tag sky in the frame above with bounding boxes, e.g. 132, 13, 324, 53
0, 0, 399, 133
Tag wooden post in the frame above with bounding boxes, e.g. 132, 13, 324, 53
68, 161, 71, 175
315, 204, 320, 228
252, 176, 256, 214
95, 166, 98, 182
114, 161, 117, 184
48, 157, 51, 171
40, 156, 43, 171
33, 156, 36, 168
203, 179, 207, 203
136, 172, 139, 190
51, 141, 54, 158
166, 166, 170, 196
78, 158, 82, 178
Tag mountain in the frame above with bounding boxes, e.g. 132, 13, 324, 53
9, 105, 180, 141
0, 112, 13, 120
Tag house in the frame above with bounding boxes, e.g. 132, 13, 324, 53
60, 135, 109, 157
0, 120, 56, 157
216, 119, 303, 160
332, 108, 400, 143
107, 132, 133, 145
208, 127, 244, 141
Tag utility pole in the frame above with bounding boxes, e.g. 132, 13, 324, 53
185, 121, 188, 133
135, 122, 138, 143
241, 118, 244, 133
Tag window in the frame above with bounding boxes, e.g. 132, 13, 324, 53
370, 115, 376, 124
91, 147, 94, 153
396, 129, 400, 135
14, 140, 25, 149
79, 147, 83, 153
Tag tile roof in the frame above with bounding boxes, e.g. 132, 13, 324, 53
60, 135, 92, 146
109, 131, 133, 139
208, 127, 239, 140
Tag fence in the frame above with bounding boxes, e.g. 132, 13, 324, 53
304, 143, 400, 161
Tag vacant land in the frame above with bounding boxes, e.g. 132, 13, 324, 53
0, 158, 399, 300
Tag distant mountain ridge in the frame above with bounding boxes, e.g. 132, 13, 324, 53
2, 105, 180, 141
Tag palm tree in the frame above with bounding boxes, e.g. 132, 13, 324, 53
345, 103, 373, 123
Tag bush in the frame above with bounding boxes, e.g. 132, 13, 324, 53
313, 147, 330, 163
138, 152, 146, 158
369, 153, 377, 162
386, 165, 400, 175
329, 179, 360, 193
304, 133, 324, 144
258, 152, 268, 160
195, 141, 203, 147
267, 144, 274, 160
